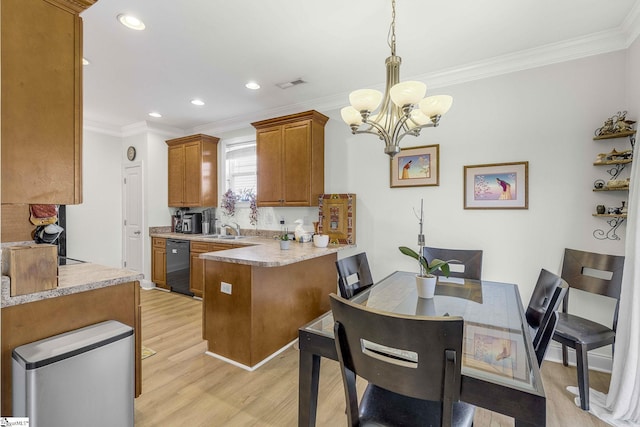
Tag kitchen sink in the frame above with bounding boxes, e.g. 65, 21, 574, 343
200, 234, 248, 240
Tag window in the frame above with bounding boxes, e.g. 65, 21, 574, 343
224, 138, 256, 201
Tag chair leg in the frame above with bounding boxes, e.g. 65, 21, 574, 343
561, 343, 569, 366
575, 344, 590, 411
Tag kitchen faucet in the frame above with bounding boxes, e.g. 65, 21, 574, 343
221, 222, 241, 236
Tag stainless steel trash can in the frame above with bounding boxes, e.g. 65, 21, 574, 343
12, 320, 134, 427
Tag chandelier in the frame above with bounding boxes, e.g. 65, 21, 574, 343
341, 0, 453, 158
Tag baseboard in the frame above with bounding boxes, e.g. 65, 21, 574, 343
544, 342, 613, 373
205, 339, 297, 372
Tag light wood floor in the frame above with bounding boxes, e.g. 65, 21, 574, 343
135, 288, 612, 427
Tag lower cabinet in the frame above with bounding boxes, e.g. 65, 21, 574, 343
151, 238, 168, 290
190, 241, 239, 297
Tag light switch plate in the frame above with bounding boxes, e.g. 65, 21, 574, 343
221, 281, 232, 294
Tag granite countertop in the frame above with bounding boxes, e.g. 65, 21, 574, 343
149, 231, 261, 246
1, 263, 144, 307
149, 229, 353, 267
199, 238, 351, 267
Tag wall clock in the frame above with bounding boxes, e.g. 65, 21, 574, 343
127, 146, 136, 161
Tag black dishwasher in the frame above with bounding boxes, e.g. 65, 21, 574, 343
166, 239, 192, 296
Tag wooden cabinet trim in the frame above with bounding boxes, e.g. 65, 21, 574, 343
251, 110, 328, 129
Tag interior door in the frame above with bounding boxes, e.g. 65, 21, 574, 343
123, 163, 144, 272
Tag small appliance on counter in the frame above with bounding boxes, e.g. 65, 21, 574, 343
182, 213, 202, 234
201, 208, 215, 235
172, 207, 187, 233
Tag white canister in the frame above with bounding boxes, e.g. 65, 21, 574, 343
313, 234, 329, 248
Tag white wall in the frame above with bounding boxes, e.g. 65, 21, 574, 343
66, 129, 123, 267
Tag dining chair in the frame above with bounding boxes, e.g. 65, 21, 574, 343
526, 269, 569, 366
330, 294, 475, 427
335, 253, 374, 299
422, 247, 483, 280
552, 248, 625, 410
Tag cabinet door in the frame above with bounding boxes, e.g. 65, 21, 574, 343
256, 127, 284, 206
190, 251, 204, 296
282, 121, 312, 205
152, 247, 167, 288
183, 141, 203, 206
1, 0, 83, 204
168, 145, 185, 206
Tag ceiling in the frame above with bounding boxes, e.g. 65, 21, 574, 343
81, 0, 640, 133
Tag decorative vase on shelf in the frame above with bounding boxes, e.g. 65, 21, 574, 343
415, 275, 437, 299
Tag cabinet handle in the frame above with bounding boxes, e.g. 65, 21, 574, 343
134, 231, 141, 235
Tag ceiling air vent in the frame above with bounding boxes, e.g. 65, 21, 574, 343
276, 79, 306, 89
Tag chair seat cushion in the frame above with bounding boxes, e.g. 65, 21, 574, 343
554, 313, 615, 347
359, 384, 475, 427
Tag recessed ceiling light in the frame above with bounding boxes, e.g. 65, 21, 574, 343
191, 99, 205, 106
117, 14, 145, 30
245, 82, 260, 90
82, 57, 90, 65
148, 112, 162, 118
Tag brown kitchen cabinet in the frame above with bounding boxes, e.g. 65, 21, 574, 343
1, 0, 95, 204
252, 110, 328, 207
190, 241, 239, 297
151, 237, 168, 290
166, 134, 219, 207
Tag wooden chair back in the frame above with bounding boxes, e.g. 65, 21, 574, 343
335, 253, 373, 299
423, 247, 483, 280
526, 269, 568, 365
561, 248, 625, 327
330, 294, 464, 426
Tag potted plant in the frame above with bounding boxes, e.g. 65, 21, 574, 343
398, 246, 454, 298
398, 199, 457, 298
279, 233, 290, 250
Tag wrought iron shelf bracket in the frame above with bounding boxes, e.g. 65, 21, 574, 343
593, 215, 627, 240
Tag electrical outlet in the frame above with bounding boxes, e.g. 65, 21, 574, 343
279, 216, 285, 225
220, 281, 232, 294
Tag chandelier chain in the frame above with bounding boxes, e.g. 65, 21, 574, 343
388, 0, 397, 56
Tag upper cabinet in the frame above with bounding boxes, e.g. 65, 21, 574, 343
166, 134, 219, 207
1, 0, 96, 204
252, 110, 329, 207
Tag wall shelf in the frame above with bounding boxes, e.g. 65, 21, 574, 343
591, 126, 634, 241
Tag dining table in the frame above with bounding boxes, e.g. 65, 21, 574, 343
298, 271, 546, 427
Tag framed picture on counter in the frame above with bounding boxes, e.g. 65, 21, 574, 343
390, 144, 439, 188
464, 161, 528, 209
318, 194, 356, 244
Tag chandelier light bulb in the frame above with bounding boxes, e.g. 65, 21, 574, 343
407, 110, 431, 129
349, 89, 383, 112
390, 81, 427, 108
419, 95, 453, 118
341, 106, 363, 126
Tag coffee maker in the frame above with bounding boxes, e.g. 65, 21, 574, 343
182, 213, 202, 234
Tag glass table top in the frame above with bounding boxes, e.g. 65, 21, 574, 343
302, 271, 539, 393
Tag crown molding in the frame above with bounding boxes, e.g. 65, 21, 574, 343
622, 0, 640, 47
84, 118, 185, 139
121, 121, 184, 138
83, 119, 124, 137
